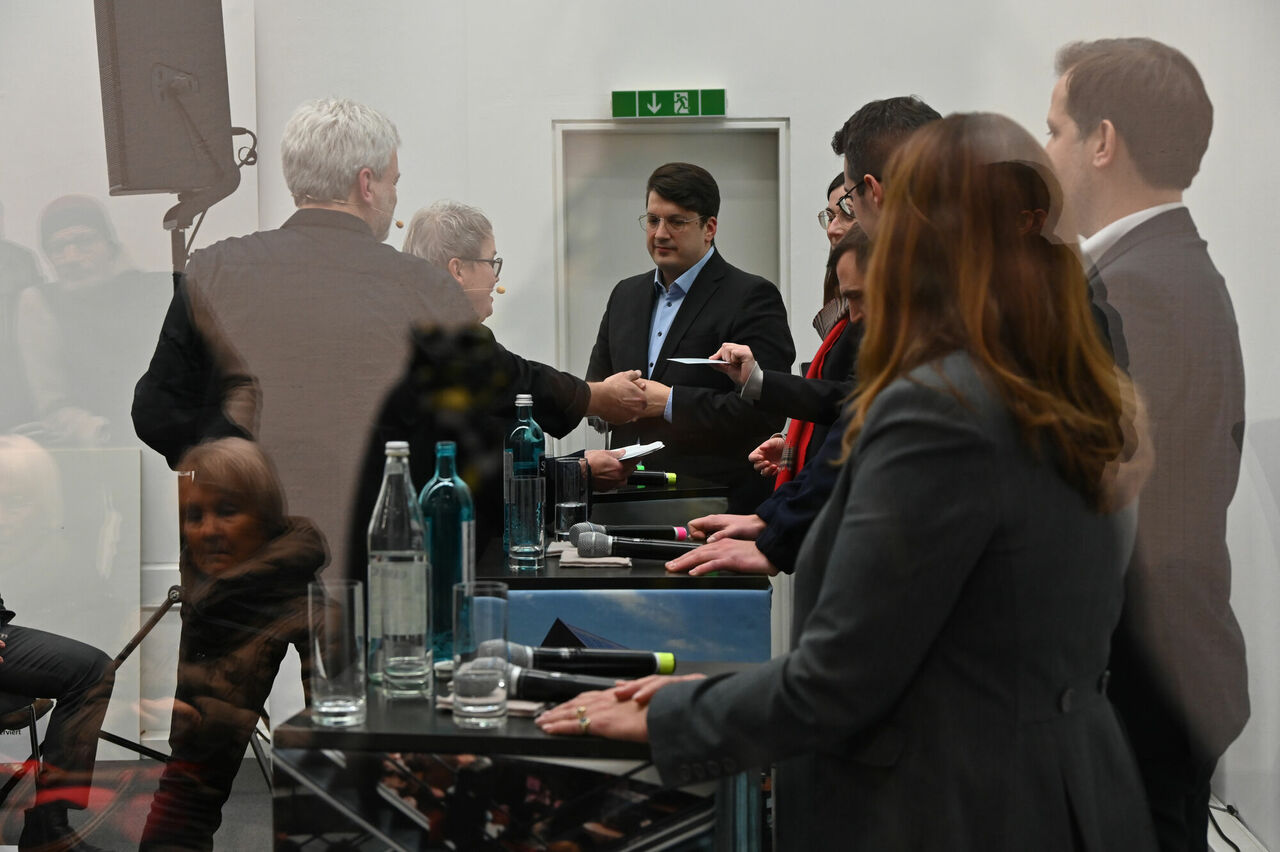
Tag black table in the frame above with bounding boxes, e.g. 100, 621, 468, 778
272, 663, 761, 851
478, 553, 771, 590
589, 473, 728, 504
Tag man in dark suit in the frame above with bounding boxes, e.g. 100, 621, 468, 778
669, 97, 943, 575
1046, 38, 1248, 851
586, 162, 794, 512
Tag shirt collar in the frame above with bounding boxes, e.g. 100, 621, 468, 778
652, 245, 716, 296
1080, 202, 1185, 266
283, 207, 377, 237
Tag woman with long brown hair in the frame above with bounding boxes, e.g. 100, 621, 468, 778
538, 113, 1155, 850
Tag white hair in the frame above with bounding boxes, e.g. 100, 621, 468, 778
281, 98, 401, 205
402, 200, 493, 269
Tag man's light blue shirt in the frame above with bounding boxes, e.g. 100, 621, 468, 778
648, 246, 716, 422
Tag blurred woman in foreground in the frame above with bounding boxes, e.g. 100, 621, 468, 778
538, 113, 1155, 850
140, 438, 326, 850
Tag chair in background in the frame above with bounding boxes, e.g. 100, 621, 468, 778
0, 693, 54, 807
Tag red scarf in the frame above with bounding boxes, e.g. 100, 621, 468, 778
774, 316, 848, 488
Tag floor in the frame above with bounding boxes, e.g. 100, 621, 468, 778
0, 757, 274, 851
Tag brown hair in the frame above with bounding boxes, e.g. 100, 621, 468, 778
841, 113, 1123, 509
823, 224, 871, 304
1055, 38, 1211, 191
177, 437, 287, 534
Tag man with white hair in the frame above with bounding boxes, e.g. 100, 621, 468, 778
134, 98, 638, 583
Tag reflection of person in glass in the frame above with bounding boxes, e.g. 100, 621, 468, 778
0, 435, 115, 851
17, 195, 169, 447
140, 438, 326, 851
539, 114, 1157, 849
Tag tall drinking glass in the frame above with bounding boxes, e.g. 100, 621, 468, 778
452, 581, 508, 728
507, 476, 545, 571
308, 580, 367, 727
381, 560, 430, 698
553, 457, 588, 541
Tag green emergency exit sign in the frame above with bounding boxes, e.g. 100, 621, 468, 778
612, 89, 726, 118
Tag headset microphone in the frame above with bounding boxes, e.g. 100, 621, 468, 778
371, 205, 403, 228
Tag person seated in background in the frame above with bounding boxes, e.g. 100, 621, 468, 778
586, 162, 795, 512
18, 195, 169, 448
140, 438, 326, 851
538, 112, 1156, 851
0, 434, 115, 852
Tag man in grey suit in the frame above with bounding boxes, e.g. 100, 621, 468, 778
1046, 38, 1248, 851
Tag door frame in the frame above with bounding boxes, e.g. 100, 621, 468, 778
550, 118, 792, 374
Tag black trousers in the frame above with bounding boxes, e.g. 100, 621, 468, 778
0, 623, 114, 809
1110, 649, 1214, 852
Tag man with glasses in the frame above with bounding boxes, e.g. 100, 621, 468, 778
586, 162, 794, 512
667, 98, 941, 575
832, 96, 942, 237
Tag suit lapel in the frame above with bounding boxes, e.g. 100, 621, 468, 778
1091, 207, 1194, 278
1086, 210, 1196, 372
651, 250, 725, 383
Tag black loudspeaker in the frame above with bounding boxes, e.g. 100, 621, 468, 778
94, 0, 235, 195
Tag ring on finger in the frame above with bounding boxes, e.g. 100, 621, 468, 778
578, 716, 591, 734
576, 705, 587, 720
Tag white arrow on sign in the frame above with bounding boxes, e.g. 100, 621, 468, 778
647, 92, 661, 114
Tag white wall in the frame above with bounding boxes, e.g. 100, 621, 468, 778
2, 0, 1277, 843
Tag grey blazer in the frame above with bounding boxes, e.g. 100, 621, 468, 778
648, 352, 1156, 851
1089, 207, 1248, 765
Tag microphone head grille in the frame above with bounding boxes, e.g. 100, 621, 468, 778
568, 521, 604, 547
576, 531, 611, 558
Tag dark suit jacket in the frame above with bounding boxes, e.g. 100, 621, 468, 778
586, 250, 794, 511
756, 318, 859, 427
648, 353, 1155, 851
1089, 207, 1248, 763
754, 413, 846, 575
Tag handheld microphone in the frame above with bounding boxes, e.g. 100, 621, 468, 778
628, 470, 676, 486
481, 639, 675, 677
508, 664, 620, 703
569, 522, 690, 547
576, 531, 701, 561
